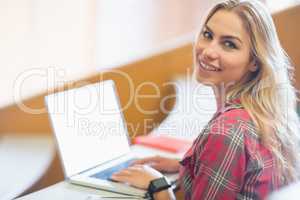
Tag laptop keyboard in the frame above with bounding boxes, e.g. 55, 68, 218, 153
91, 159, 135, 180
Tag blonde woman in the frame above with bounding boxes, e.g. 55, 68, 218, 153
111, 0, 300, 199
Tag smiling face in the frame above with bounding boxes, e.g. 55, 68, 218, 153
194, 9, 257, 88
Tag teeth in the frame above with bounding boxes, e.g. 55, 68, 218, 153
200, 61, 219, 71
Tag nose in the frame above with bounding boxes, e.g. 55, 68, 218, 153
201, 45, 219, 61
196, 41, 219, 61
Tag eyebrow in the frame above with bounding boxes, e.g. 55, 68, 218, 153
204, 25, 243, 44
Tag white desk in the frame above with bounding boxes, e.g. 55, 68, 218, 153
18, 182, 140, 200
17, 145, 182, 200
0, 134, 55, 200
17, 143, 300, 200
268, 181, 300, 200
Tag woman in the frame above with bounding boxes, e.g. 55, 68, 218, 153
111, 0, 300, 199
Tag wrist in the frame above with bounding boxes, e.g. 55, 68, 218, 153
171, 160, 180, 172
152, 188, 174, 200
147, 177, 172, 200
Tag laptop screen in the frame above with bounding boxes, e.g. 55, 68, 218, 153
45, 80, 131, 177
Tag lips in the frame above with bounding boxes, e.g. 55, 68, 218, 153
198, 60, 221, 72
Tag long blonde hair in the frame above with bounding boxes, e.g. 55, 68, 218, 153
195, 0, 300, 182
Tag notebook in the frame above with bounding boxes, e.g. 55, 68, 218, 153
134, 135, 192, 153
45, 80, 177, 197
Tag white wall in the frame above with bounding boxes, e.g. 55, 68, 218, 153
95, 0, 209, 68
0, 0, 297, 108
0, 0, 97, 108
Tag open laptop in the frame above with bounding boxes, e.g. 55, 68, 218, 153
45, 80, 177, 198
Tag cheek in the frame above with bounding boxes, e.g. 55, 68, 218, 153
222, 51, 250, 69
221, 54, 251, 79
194, 44, 204, 57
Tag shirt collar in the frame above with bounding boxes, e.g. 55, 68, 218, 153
214, 98, 243, 116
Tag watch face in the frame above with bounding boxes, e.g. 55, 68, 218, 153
154, 178, 169, 188
148, 177, 171, 199
150, 177, 171, 192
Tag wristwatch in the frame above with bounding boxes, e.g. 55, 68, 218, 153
147, 177, 172, 200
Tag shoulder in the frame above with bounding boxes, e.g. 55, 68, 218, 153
219, 107, 252, 122
190, 107, 259, 159
191, 108, 251, 171
208, 107, 255, 137
210, 108, 266, 161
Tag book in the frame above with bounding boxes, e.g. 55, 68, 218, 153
134, 135, 192, 153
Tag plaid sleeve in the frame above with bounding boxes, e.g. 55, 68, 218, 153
191, 116, 247, 200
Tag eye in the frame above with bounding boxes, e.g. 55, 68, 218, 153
202, 30, 213, 40
223, 40, 237, 49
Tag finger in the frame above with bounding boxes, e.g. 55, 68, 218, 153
111, 172, 139, 185
132, 159, 151, 165
130, 163, 163, 173
132, 156, 160, 165
112, 169, 132, 177
126, 165, 145, 172
147, 163, 165, 171
110, 173, 130, 182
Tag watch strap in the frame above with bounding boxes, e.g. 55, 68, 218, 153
147, 177, 171, 200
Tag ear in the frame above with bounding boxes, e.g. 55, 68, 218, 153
248, 60, 258, 72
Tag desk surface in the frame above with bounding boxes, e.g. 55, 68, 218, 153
17, 143, 300, 200
17, 145, 181, 200
18, 175, 300, 200
268, 181, 300, 200
0, 134, 55, 200
18, 182, 135, 200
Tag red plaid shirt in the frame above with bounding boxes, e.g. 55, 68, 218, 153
179, 101, 285, 200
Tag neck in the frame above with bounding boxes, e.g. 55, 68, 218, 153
213, 85, 227, 112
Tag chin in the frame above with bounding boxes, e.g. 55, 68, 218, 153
195, 75, 215, 87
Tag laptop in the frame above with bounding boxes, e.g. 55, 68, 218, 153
45, 80, 177, 198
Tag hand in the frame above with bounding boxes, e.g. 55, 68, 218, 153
132, 156, 180, 173
111, 164, 163, 190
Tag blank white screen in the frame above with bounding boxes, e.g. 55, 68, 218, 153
45, 80, 130, 177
